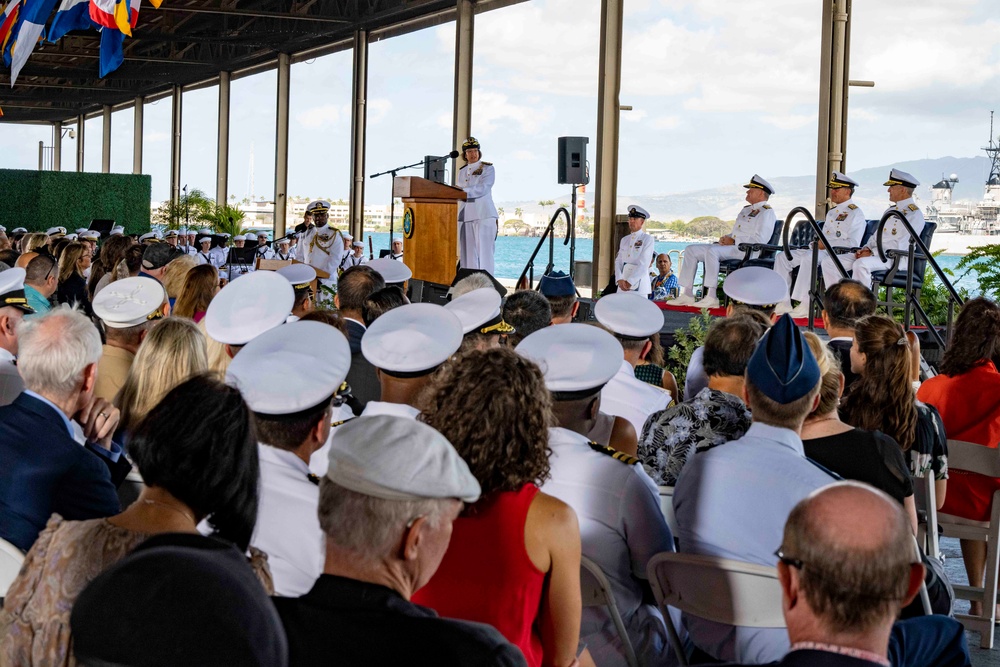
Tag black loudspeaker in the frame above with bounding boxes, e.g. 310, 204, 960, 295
450, 268, 508, 298
408, 279, 451, 306
557, 136, 589, 185
423, 155, 447, 183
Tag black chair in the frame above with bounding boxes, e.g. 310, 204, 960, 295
717, 219, 783, 305
870, 221, 937, 324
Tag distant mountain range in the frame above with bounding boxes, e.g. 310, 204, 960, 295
499, 156, 995, 222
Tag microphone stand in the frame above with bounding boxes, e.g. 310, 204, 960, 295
370, 155, 451, 249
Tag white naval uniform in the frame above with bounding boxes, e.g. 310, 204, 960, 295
0, 347, 23, 407
340, 253, 367, 270
195, 251, 219, 268
678, 203, 775, 292
541, 427, 675, 667
296, 228, 315, 264
851, 197, 924, 288
307, 230, 347, 289
390, 252, 403, 261
209, 246, 228, 270
600, 360, 671, 436
227, 248, 253, 280
251, 443, 324, 597
275, 249, 293, 262
773, 199, 866, 305
614, 230, 656, 297
254, 245, 274, 264
456, 160, 498, 274
308, 401, 419, 478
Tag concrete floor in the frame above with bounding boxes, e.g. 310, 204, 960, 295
941, 537, 1000, 666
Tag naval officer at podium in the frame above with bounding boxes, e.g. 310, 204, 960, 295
456, 137, 498, 274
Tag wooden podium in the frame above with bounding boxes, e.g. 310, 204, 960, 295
393, 176, 467, 285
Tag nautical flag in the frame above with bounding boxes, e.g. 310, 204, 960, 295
89, 0, 131, 35
98, 24, 121, 76
9, 0, 59, 86
0, 0, 21, 52
48, 0, 92, 42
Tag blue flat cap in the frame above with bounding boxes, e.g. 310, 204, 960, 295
747, 314, 820, 403
539, 270, 576, 297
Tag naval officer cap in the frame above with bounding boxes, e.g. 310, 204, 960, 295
327, 415, 481, 504
46, 226, 66, 238
362, 303, 463, 375
743, 174, 776, 196
138, 232, 160, 243
110, 226, 125, 236
164, 229, 180, 239
747, 314, 820, 404
227, 320, 350, 416
276, 263, 316, 291
306, 200, 331, 213
0, 268, 34, 314
11, 227, 26, 234
884, 168, 920, 189
462, 136, 480, 151
828, 171, 858, 189
626, 204, 649, 220
65, 234, 78, 242
723, 266, 788, 307
204, 270, 294, 345
539, 270, 576, 297
93, 277, 166, 328
594, 292, 662, 339
74, 227, 88, 235
367, 257, 412, 285
515, 323, 621, 398
445, 288, 515, 335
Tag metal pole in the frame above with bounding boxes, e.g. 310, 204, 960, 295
349, 31, 367, 241
828, 0, 848, 175
592, 0, 624, 296
76, 114, 85, 172
133, 96, 144, 174
38, 141, 43, 171
217, 71, 231, 206
52, 122, 61, 171
451, 0, 474, 185
814, 0, 851, 220
274, 53, 291, 238
101, 104, 112, 173
814, 0, 834, 220
170, 85, 182, 206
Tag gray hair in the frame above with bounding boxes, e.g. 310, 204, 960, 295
318, 480, 453, 562
17, 305, 102, 399
449, 274, 495, 299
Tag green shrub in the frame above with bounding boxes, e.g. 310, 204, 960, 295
664, 310, 714, 398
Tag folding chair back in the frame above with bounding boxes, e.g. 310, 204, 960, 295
914, 471, 940, 560
658, 486, 679, 536
0, 537, 24, 598
580, 556, 639, 667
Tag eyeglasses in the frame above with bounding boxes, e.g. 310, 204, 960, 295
774, 548, 803, 570
43, 259, 57, 282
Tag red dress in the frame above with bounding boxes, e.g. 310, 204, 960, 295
413, 483, 545, 666
918, 361, 1000, 521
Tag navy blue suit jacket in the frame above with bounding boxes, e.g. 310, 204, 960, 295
0, 393, 127, 552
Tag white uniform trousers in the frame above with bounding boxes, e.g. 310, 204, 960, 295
819, 252, 858, 289
772, 249, 814, 305
850, 254, 907, 290
678, 243, 744, 290
459, 218, 497, 275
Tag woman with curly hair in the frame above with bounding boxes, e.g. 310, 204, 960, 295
414, 348, 586, 667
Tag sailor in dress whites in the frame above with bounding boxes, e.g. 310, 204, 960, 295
184, 229, 199, 255
668, 174, 777, 309
254, 231, 274, 264
210, 233, 230, 271
274, 237, 294, 261
593, 292, 671, 435
194, 236, 217, 267
276, 263, 317, 321
456, 137, 498, 274
389, 235, 404, 261
226, 319, 352, 597
774, 171, 867, 318
340, 241, 367, 270
850, 168, 925, 289
614, 204, 656, 297
227, 235, 255, 281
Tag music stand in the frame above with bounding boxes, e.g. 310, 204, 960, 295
89, 219, 114, 239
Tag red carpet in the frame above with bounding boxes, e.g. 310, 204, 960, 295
654, 302, 826, 330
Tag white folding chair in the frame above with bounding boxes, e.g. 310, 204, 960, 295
0, 536, 25, 599
579, 556, 639, 667
914, 470, 940, 560
657, 485, 679, 537
646, 552, 784, 666
937, 439, 1000, 648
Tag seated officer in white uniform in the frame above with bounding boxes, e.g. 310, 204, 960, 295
614, 205, 656, 297
516, 324, 675, 667
445, 287, 516, 353
669, 174, 777, 309
204, 270, 295, 359
774, 171, 867, 319
277, 263, 317, 321
593, 292, 671, 436
850, 168, 925, 289
210, 233, 231, 270
226, 319, 352, 597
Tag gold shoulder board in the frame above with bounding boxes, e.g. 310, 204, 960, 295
482, 161, 493, 166
907, 204, 919, 212
848, 203, 858, 210
331, 417, 356, 428
761, 204, 772, 209
588, 442, 639, 465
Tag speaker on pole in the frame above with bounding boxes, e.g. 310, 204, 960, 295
557, 136, 589, 185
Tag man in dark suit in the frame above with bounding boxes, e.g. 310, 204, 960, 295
820, 280, 876, 393
336, 265, 385, 409
0, 307, 131, 552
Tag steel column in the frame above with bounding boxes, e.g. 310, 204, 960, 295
170, 85, 182, 206
133, 96, 144, 174
76, 114, 85, 172
101, 105, 112, 173
52, 122, 61, 171
274, 53, 291, 237
217, 71, 231, 207
349, 31, 368, 240
592, 0, 624, 295
451, 0, 474, 184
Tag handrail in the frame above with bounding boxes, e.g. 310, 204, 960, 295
779, 206, 851, 331
875, 210, 964, 304
516, 207, 573, 291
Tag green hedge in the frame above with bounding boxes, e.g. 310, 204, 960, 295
0, 169, 151, 234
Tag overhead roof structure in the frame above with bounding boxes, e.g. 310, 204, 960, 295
0, 0, 522, 124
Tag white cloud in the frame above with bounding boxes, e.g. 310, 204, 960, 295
651, 115, 681, 130
296, 104, 342, 129
761, 113, 817, 130
471, 89, 552, 134
621, 109, 648, 123
368, 98, 392, 125
513, 149, 536, 160
145, 131, 169, 143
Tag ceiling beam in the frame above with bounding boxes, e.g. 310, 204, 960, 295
157, 6, 351, 23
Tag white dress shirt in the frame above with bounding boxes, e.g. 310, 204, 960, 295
601, 360, 671, 435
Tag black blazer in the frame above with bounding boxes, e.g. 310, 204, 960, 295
343, 318, 366, 355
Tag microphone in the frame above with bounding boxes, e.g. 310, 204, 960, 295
447, 150, 460, 159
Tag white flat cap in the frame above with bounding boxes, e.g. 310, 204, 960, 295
276, 263, 316, 290
744, 174, 775, 196
92, 277, 167, 328
327, 415, 481, 503
139, 232, 160, 243
343, 233, 354, 241
227, 320, 350, 415
352, 241, 364, 248
198, 236, 212, 244
306, 200, 331, 213
884, 168, 919, 189
75, 228, 88, 235
828, 171, 858, 189
594, 292, 662, 339
110, 226, 125, 236
0, 268, 33, 313
626, 204, 649, 219
204, 270, 294, 345
11, 228, 26, 234
362, 303, 463, 374
164, 229, 179, 238
65, 234, 78, 241
80, 230, 101, 240
723, 266, 788, 307
516, 323, 621, 395
368, 257, 412, 284
46, 226, 66, 237
391, 235, 403, 242
445, 288, 515, 335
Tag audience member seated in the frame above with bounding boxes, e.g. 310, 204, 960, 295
337, 264, 386, 407
650, 253, 679, 302
917, 296, 1000, 617
0, 374, 268, 664
722, 482, 970, 667
227, 320, 352, 597
204, 270, 296, 364
0, 306, 131, 553
71, 533, 286, 667
449, 270, 496, 299
446, 288, 517, 352
540, 270, 579, 324
820, 280, 877, 393
160, 252, 196, 310
674, 314, 836, 663
517, 324, 674, 666
277, 263, 318, 320
139, 242, 181, 283
173, 263, 220, 323
273, 416, 528, 666
55, 241, 93, 316
415, 349, 585, 667
22, 254, 57, 318
0, 269, 32, 406
90, 234, 134, 297
503, 289, 552, 347
92, 276, 168, 402
362, 285, 409, 326
633, 333, 679, 399
638, 315, 762, 486
799, 332, 916, 530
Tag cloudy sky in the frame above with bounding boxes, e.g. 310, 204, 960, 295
0, 0, 998, 206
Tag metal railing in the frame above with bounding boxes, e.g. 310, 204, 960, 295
516, 206, 572, 290
779, 206, 849, 332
